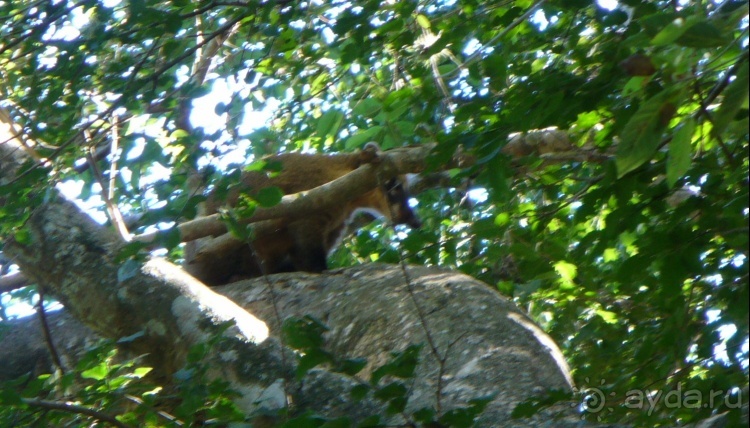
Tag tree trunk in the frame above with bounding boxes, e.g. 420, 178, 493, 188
2, 106, 586, 425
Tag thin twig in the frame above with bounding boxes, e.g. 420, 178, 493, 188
443, 0, 548, 77
106, 115, 132, 241
35, 290, 65, 374
123, 394, 183, 426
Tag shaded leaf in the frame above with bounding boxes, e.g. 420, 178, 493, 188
676, 21, 731, 48
344, 126, 383, 150
667, 117, 695, 188
712, 60, 749, 137
317, 109, 345, 139
255, 186, 283, 207
616, 89, 683, 177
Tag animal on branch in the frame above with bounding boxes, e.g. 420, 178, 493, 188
184, 143, 421, 286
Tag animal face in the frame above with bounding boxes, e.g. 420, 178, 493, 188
384, 177, 421, 229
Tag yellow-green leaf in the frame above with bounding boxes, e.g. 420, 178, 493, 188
554, 261, 578, 282
416, 14, 431, 29
596, 309, 619, 324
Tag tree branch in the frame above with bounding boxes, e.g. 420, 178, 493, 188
132, 144, 443, 245
21, 398, 132, 428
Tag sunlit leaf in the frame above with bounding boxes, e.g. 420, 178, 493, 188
81, 363, 109, 381
596, 309, 619, 324
416, 14, 431, 29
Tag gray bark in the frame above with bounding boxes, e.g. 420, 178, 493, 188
3, 227, 582, 426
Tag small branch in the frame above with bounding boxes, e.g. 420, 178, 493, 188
21, 398, 131, 428
144, 17, 244, 91
36, 290, 65, 374
73, 142, 110, 173
106, 115, 131, 241
704, 49, 749, 107
444, 0, 548, 77
692, 51, 749, 166
86, 145, 129, 243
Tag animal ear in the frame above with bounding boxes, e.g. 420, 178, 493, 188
359, 141, 383, 164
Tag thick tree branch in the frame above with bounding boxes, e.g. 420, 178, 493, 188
132, 144, 443, 245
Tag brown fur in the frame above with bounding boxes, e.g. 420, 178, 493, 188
184, 145, 420, 286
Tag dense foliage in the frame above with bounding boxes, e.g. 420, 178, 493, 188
1, 0, 748, 425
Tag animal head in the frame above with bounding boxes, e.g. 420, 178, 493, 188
351, 175, 421, 229
383, 175, 421, 229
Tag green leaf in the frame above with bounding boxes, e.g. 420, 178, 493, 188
321, 417, 351, 428
255, 186, 283, 207
132, 367, 153, 378
81, 363, 109, 381
344, 126, 383, 150
667, 117, 695, 188
13, 227, 31, 245
651, 17, 691, 46
244, 159, 268, 172
335, 357, 367, 376
553, 261, 577, 282
0, 388, 24, 406
350, 384, 370, 401
596, 308, 619, 324
280, 412, 326, 428
371, 344, 422, 384
373, 381, 408, 414
373, 381, 407, 400
676, 21, 731, 48
494, 212, 510, 226
282, 316, 329, 351
416, 14, 431, 29
616, 89, 681, 177
296, 349, 334, 380
352, 98, 382, 118
413, 407, 437, 423
438, 408, 476, 428
712, 60, 749, 137
222, 211, 252, 241
316, 109, 345, 139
